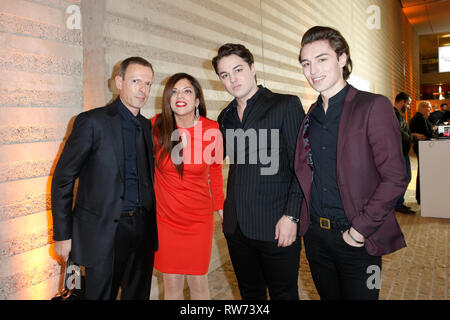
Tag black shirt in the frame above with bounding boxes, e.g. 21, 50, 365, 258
230, 85, 263, 127
309, 84, 349, 223
220, 85, 262, 226
221, 85, 263, 163
409, 112, 435, 155
428, 110, 444, 125
117, 100, 140, 211
442, 110, 450, 123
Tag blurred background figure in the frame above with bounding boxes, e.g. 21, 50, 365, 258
393, 92, 415, 214
409, 101, 437, 204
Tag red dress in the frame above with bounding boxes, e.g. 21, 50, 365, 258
151, 116, 224, 275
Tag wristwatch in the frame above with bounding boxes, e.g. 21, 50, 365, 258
284, 215, 299, 223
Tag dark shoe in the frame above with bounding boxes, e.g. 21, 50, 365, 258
395, 205, 416, 214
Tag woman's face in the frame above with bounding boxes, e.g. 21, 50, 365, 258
169, 78, 199, 118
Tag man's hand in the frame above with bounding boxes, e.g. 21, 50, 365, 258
274, 216, 298, 247
411, 133, 426, 140
54, 239, 72, 262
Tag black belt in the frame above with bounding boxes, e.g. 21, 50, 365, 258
310, 215, 350, 231
121, 208, 141, 217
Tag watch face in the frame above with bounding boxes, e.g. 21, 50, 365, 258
285, 215, 299, 223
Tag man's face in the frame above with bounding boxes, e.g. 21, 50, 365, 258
216, 54, 258, 101
115, 63, 153, 115
401, 98, 412, 113
442, 104, 448, 112
300, 40, 347, 97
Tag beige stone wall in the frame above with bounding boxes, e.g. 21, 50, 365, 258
0, 0, 419, 299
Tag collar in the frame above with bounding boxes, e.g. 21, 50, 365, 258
414, 112, 425, 119
230, 85, 263, 109
117, 97, 139, 122
317, 83, 350, 109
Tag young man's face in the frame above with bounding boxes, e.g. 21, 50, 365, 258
216, 54, 258, 102
300, 39, 347, 98
115, 63, 153, 115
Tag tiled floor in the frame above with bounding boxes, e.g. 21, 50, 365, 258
206, 154, 449, 300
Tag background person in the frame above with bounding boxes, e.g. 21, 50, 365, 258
428, 102, 447, 125
393, 92, 415, 214
440, 103, 449, 123
409, 101, 436, 204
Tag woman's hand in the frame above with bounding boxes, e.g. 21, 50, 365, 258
217, 209, 223, 221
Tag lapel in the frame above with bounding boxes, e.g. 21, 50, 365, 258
106, 98, 124, 182
336, 85, 358, 167
295, 100, 318, 206
242, 87, 273, 129
297, 99, 319, 169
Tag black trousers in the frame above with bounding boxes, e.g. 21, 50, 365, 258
304, 223, 381, 300
225, 225, 301, 300
84, 208, 155, 300
415, 152, 421, 204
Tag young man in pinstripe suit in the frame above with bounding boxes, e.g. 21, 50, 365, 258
212, 43, 305, 300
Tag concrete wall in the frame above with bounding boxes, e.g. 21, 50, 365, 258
0, 0, 83, 299
0, 0, 419, 299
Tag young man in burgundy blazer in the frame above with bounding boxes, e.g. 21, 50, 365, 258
295, 26, 408, 300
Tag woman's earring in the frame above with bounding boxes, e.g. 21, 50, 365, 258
195, 106, 199, 118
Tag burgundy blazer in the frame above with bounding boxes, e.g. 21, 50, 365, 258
294, 85, 407, 256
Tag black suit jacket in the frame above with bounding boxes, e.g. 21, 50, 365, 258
51, 97, 157, 267
217, 87, 305, 241
409, 112, 434, 155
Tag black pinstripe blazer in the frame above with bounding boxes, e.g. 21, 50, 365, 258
217, 86, 305, 241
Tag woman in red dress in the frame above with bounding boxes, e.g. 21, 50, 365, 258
151, 73, 224, 300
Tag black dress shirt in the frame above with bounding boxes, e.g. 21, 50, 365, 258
117, 101, 140, 211
229, 85, 263, 127
221, 85, 262, 227
309, 84, 349, 223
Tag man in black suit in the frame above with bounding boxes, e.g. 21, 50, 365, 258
51, 57, 158, 300
212, 43, 305, 300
